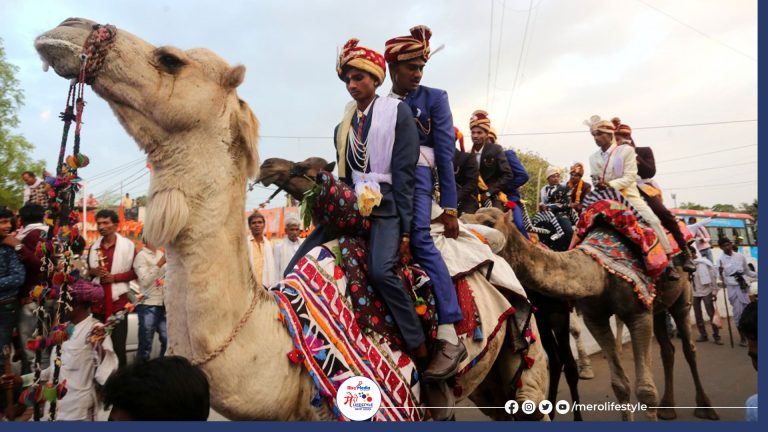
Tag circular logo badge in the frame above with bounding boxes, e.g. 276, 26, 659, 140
335, 376, 382, 421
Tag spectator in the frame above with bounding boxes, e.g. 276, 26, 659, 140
717, 236, 756, 346
1, 278, 118, 420
274, 217, 303, 276
691, 247, 722, 345
21, 171, 48, 207
247, 211, 277, 288
13, 204, 52, 374
87, 209, 137, 367
132, 239, 167, 363
687, 216, 714, 262
121, 193, 133, 210
738, 301, 757, 421
0, 208, 25, 352
102, 356, 210, 421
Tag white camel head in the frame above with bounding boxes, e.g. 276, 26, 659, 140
35, 18, 260, 245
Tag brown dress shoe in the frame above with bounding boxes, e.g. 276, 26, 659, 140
422, 381, 456, 421
422, 340, 468, 382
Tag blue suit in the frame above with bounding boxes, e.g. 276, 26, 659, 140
397, 85, 463, 325
284, 96, 425, 350
502, 148, 530, 239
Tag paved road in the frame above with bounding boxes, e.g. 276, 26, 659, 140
455, 317, 757, 421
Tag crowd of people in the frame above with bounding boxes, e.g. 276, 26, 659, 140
0, 22, 758, 422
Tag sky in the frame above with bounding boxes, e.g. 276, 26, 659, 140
0, 0, 758, 210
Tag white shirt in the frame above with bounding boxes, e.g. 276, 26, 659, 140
23, 178, 43, 203
133, 248, 166, 306
274, 237, 303, 276
692, 257, 718, 297
26, 315, 118, 420
718, 252, 756, 286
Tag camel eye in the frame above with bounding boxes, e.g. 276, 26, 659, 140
158, 53, 185, 71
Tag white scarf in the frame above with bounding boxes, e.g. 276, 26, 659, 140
16, 223, 49, 241
88, 234, 135, 301
348, 96, 400, 195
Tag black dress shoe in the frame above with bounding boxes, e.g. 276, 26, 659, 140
422, 340, 468, 382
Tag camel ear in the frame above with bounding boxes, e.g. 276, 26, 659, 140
224, 65, 246, 89
324, 161, 336, 172
230, 99, 260, 177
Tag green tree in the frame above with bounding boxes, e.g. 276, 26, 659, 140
679, 202, 708, 210
711, 203, 738, 213
511, 149, 557, 216
0, 38, 46, 210
740, 199, 757, 219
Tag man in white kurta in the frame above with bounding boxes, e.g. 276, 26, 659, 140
246, 211, 278, 288
717, 236, 756, 346
9, 279, 118, 420
273, 217, 304, 276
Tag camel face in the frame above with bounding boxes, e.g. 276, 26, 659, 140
258, 158, 295, 187
258, 157, 335, 201
35, 17, 258, 174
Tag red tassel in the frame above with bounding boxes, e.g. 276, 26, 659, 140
524, 355, 535, 369
287, 349, 305, 365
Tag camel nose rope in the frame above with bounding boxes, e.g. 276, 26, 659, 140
81, 24, 117, 84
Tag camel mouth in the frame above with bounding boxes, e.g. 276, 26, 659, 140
34, 36, 83, 79
257, 173, 280, 187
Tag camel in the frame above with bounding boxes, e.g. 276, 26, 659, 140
35, 18, 547, 420
463, 207, 719, 421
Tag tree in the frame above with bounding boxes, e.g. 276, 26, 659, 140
740, 199, 757, 219
679, 202, 708, 211
711, 203, 738, 213
512, 149, 558, 216
0, 38, 46, 210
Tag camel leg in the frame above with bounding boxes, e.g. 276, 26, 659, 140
614, 317, 625, 357
551, 310, 583, 421
569, 311, 594, 379
536, 311, 563, 407
625, 312, 659, 421
582, 313, 633, 421
653, 310, 676, 420
670, 302, 720, 420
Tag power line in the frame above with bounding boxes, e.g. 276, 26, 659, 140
490, 0, 506, 111
656, 144, 756, 163
500, 0, 534, 133
664, 180, 755, 191
498, 119, 757, 136
635, 0, 756, 62
83, 157, 145, 182
655, 160, 756, 176
486, 0, 495, 107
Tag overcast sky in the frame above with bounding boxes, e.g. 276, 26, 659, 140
0, 0, 757, 210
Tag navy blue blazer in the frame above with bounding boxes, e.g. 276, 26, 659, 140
334, 97, 419, 235
399, 85, 458, 210
503, 148, 529, 203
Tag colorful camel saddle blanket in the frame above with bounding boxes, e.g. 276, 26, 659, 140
576, 188, 668, 280
270, 245, 533, 421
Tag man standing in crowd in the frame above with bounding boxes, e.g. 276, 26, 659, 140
88, 209, 136, 367
132, 239, 167, 363
21, 171, 47, 207
0, 208, 25, 353
12, 204, 51, 374
273, 217, 303, 276
688, 216, 714, 262
691, 246, 722, 344
1, 278, 118, 420
385, 26, 467, 388
717, 236, 756, 347
247, 211, 278, 288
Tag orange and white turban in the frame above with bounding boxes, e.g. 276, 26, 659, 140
384, 25, 432, 64
336, 38, 386, 84
469, 110, 492, 133
583, 115, 615, 134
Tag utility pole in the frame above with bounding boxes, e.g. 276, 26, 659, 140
671, 193, 678, 208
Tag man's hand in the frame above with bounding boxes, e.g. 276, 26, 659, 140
482, 193, 493, 208
1, 234, 20, 248
0, 373, 21, 390
538, 204, 547, 212
100, 273, 115, 284
90, 324, 107, 345
432, 211, 459, 239
399, 237, 412, 265
157, 256, 167, 268
596, 180, 609, 190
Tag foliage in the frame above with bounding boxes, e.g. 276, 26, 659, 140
679, 202, 708, 210
0, 38, 46, 210
711, 203, 738, 213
